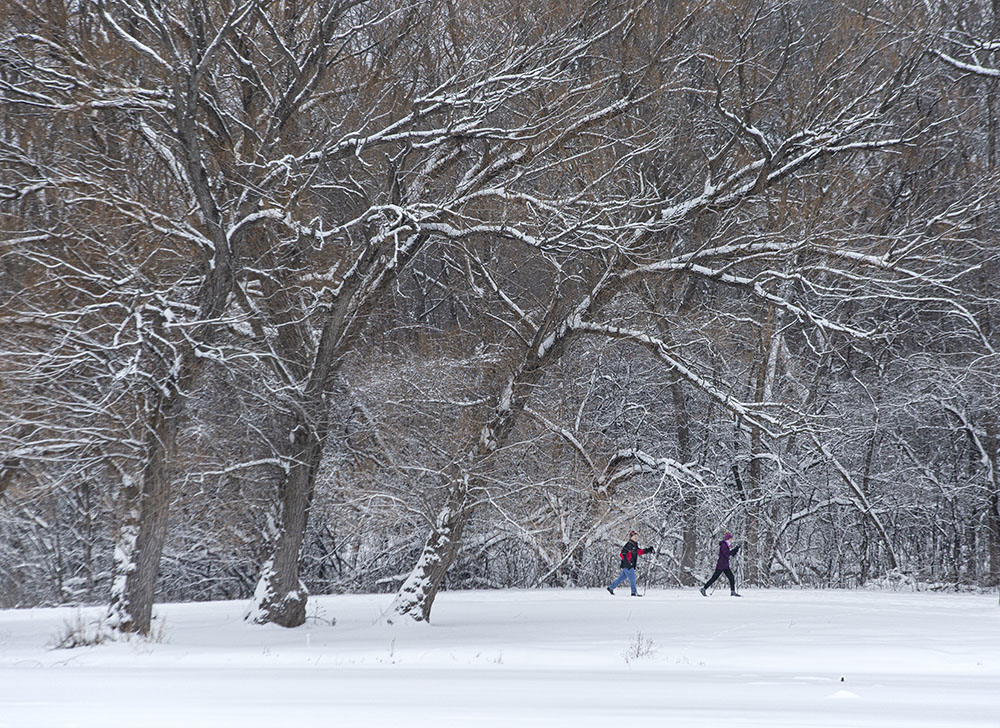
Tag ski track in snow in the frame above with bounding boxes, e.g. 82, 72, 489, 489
0, 589, 997, 728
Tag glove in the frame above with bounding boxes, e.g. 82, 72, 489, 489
730, 544, 740, 556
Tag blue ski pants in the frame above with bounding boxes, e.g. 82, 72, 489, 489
609, 568, 638, 595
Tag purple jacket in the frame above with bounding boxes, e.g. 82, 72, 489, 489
715, 539, 732, 570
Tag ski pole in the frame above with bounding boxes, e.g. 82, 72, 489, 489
643, 532, 665, 596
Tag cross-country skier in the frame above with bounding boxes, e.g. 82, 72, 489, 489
607, 530, 652, 597
699, 531, 741, 597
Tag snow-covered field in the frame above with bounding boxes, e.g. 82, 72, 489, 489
1, 588, 997, 727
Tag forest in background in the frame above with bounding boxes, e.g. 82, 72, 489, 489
1, 0, 998, 634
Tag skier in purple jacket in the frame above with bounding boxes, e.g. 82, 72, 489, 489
699, 532, 741, 597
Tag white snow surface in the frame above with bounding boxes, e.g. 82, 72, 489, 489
1, 588, 998, 727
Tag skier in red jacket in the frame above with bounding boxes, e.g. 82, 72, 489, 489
606, 530, 652, 597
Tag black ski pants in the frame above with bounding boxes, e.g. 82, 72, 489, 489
704, 568, 735, 592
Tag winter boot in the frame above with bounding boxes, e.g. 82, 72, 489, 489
607, 587, 615, 595
699, 587, 707, 597
631, 593, 642, 597
730, 591, 741, 597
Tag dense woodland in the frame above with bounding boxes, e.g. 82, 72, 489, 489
1, 0, 998, 633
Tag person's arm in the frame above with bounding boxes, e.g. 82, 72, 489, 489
730, 544, 740, 557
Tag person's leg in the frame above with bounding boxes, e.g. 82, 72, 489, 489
725, 568, 740, 595
609, 570, 627, 591
704, 569, 723, 589
627, 569, 638, 595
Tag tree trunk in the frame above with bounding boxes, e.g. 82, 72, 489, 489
385, 288, 593, 624
242, 222, 430, 627
106, 392, 180, 634
983, 415, 1000, 586
673, 381, 698, 586
745, 293, 784, 585
248, 410, 328, 627
744, 446, 764, 585
383, 477, 471, 624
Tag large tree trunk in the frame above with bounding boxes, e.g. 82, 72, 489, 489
385, 288, 595, 624
106, 392, 180, 634
103, 234, 231, 633
247, 414, 327, 627
383, 478, 471, 624
242, 218, 430, 627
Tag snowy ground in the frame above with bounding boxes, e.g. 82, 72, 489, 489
1, 588, 997, 728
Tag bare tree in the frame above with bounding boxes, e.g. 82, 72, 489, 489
241, 0, 693, 626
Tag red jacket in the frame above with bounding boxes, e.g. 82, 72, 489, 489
619, 540, 649, 569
